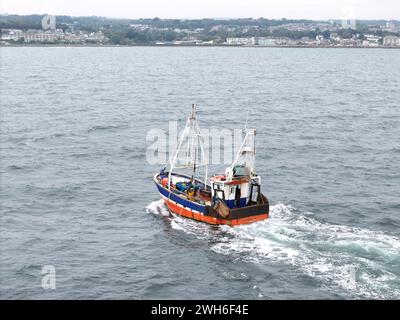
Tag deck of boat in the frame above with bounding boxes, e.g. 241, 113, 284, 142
155, 172, 212, 206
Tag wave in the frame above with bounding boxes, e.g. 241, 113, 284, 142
32, 132, 76, 142
145, 199, 171, 217
87, 124, 128, 132
7, 164, 25, 170
146, 200, 400, 299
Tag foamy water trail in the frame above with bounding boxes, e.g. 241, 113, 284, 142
146, 200, 400, 299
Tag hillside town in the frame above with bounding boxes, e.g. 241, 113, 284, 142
1, 15, 399, 47
0, 28, 107, 44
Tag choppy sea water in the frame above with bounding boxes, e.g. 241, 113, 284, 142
0, 47, 399, 299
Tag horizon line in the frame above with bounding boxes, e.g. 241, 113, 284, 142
0, 13, 399, 22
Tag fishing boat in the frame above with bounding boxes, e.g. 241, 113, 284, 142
154, 104, 269, 226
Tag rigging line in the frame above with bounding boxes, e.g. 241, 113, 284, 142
244, 109, 249, 132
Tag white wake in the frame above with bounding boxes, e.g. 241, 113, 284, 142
146, 200, 400, 299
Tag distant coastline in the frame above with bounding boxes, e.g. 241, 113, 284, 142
1, 43, 399, 49
1, 15, 400, 48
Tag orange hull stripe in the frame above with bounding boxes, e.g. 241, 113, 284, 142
163, 198, 268, 226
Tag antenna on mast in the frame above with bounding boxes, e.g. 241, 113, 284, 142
191, 103, 196, 119
244, 109, 249, 132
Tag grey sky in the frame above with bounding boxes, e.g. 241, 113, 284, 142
1, 0, 399, 20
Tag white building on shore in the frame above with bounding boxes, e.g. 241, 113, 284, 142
1, 28, 107, 43
383, 35, 400, 46
362, 34, 381, 47
226, 37, 256, 45
1, 29, 23, 41
23, 29, 64, 42
256, 37, 275, 46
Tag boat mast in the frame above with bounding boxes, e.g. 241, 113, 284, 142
168, 116, 190, 189
190, 104, 196, 182
167, 104, 208, 189
226, 128, 256, 182
196, 116, 208, 188
191, 104, 208, 188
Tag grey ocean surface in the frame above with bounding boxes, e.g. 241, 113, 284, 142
1, 47, 400, 299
